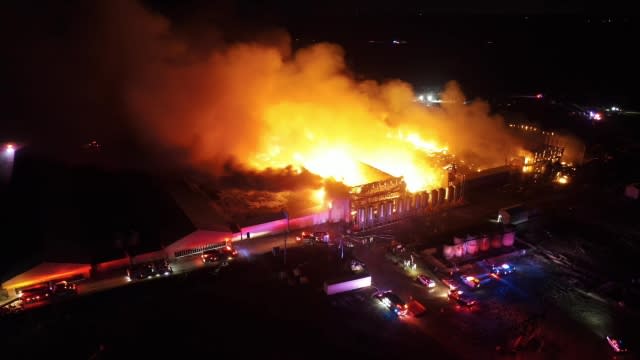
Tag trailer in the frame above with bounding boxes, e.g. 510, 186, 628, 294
324, 274, 372, 295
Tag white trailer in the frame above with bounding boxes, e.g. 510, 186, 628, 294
324, 275, 372, 295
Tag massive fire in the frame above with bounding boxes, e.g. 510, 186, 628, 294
249, 98, 450, 193
251, 131, 448, 193
114, 0, 519, 199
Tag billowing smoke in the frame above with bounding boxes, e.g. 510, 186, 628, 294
120, 1, 520, 184
3, 0, 519, 196
127, 35, 517, 177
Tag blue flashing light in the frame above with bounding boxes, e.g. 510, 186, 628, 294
501, 264, 510, 269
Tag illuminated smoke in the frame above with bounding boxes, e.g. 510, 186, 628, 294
123, 1, 518, 190
5, 0, 520, 194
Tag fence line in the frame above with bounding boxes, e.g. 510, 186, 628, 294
174, 242, 226, 258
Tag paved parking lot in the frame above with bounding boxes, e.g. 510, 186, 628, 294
342, 233, 636, 358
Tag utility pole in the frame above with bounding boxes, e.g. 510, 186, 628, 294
283, 210, 289, 266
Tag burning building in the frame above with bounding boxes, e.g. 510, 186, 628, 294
507, 122, 579, 175
349, 170, 464, 231
4, 0, 539, 239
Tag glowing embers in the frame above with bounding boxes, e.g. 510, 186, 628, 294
301, 149, 365, 186
251, 124, 448, 193
402, 133, 447, 154
312, 187, 326, 206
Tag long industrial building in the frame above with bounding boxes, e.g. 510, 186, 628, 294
350, 172, 465, 230
0, 149, 496, 298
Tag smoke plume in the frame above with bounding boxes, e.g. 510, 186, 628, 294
3, 0, 519, 192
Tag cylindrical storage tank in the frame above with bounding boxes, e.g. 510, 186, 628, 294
431, 189, 439, 207
452, 185, 458, 202
465, 239, 479, 255
443, 245, 455, 259
447, 185, 455, 202
386, 202, 393, 219
438, 188, 446, 204
480, 235, 490, 251
423, 192, 430, 208
379, 203, 385, 219
491, 233, 502, 248
502, 231, 515, 247
454, 243, 464, 257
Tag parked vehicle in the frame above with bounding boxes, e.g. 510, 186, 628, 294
20, 287, 52, 304
607, 336, 629, 353
53, 281, 78, 296
219, 245, 239, 260
201, 249, 221, 263
153, 259, 173, 275
490, 263, 516, 277
373, 290, 408, 316
296, 232, 315, 244
126, 260, 172, 281
441, 278, 458, 290
126, 263, 155, 281
350, 259, 366, 272
417, 274, 436, 288
460, 275, 481, 289
313, 231, 330, 243
448, 290, 477, 307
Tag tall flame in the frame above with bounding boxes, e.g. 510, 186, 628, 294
251, 128, 448, 193
118, 5, 517, 195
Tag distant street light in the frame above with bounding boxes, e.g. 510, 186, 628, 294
4, 144, 15, 156
1, 143, 17, 184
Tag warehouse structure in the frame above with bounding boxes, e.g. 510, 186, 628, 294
350, 173, 464, 231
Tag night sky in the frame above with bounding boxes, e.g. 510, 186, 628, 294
1, 1, 636, 154
145, 1, 637, 100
